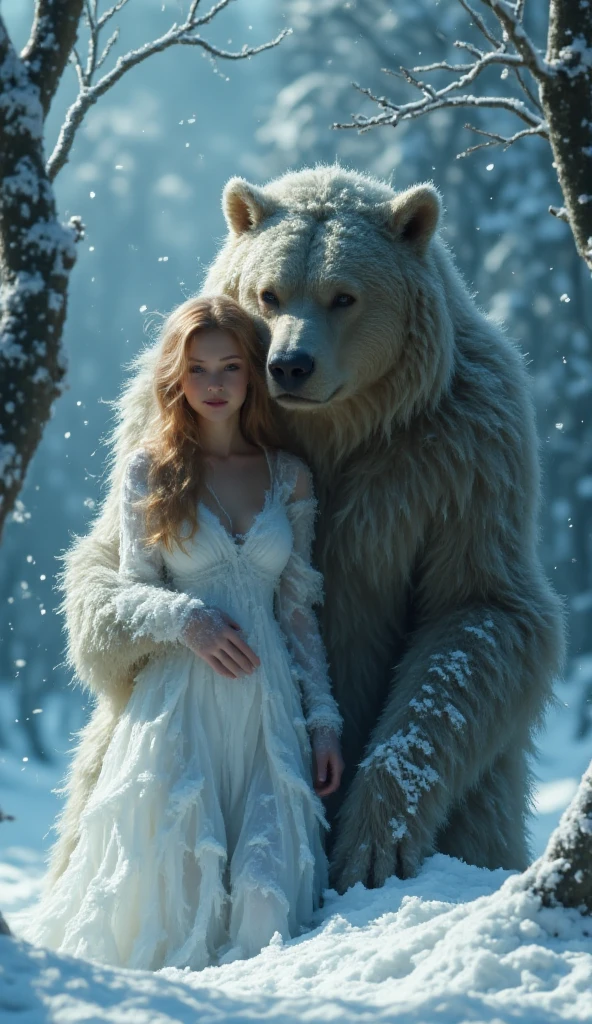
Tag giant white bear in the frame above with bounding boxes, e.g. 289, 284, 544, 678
54, 166, 564, 894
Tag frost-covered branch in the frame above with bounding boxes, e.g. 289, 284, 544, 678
333, 0, 549, 135
47, 0, 289, 179
458, 122, 547, 157
342, 79, 545, 134
335, 0, 592, 271
0, 2, 287, 538
480, 0, 549, 79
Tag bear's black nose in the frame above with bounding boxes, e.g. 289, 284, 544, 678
268, 353, 315, 389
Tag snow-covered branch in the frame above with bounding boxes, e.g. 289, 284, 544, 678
339, 81, 545, 135
335, 0, 592, 271
458, 121, 547, 158
481, 0, 549, 79
47, 0, 289, 180
334, 1, 549, 136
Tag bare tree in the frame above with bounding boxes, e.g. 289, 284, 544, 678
336, 0, 592, 272
0, 0, 287, 538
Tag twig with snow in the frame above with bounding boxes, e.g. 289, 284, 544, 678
458, 122, 547, 158
333, 4, 548, 138
48, 0, 289, 179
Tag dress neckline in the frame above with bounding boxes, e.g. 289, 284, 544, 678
199, 446, 276, 548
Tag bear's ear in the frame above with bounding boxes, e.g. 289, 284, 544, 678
380, 184, 441, 255
223, 177, 276, 236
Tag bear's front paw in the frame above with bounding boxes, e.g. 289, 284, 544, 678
329, 830, 375, 894
328, 773, 425, 893
329, 824, 420, 894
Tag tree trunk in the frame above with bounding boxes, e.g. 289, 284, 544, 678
541, 0, 592, 270
0, 9, 82, 539
524, 759, 592, 912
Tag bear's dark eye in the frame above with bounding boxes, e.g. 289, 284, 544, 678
332, 293, 356, 309
260, 290, 279, 308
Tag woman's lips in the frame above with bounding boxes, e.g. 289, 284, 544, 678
204, 399, 228, 406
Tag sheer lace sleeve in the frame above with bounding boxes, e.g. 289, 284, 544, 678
115, 450, 207, 644
275, 457, 343, 737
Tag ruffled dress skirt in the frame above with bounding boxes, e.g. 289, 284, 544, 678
18, 618, 329, 970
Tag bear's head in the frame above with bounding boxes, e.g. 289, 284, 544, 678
204, 166, 457, 455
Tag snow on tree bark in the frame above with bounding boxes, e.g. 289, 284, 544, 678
541, 0, 592, 269
524, 759, 592, 914
22, 0, 84, 117
0, 8, 80, 539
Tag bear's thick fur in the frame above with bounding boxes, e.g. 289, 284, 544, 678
52, 167, 564, 894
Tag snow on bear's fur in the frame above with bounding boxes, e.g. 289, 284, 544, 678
52, 166, 564, 894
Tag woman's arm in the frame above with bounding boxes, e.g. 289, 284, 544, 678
276, 460, 344, 793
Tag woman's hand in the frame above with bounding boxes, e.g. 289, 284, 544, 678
312, 727, 345, 797
181, 607, 260, 679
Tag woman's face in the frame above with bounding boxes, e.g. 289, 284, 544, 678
182, 328, 250, 422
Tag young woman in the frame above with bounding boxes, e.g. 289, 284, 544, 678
21, 295, 344, 971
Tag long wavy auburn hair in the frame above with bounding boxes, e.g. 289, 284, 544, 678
138, 294, 277, 552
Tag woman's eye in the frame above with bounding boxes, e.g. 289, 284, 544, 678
332, 293, 356, 309
224, 364, 240, 371
260, 290, 279, 307
189, 366, 204, 373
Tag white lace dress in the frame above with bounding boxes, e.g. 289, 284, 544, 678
20, 447, 342, 971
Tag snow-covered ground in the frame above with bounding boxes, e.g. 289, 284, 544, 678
2, 858, 592, 1023
1, 675, 591, 1022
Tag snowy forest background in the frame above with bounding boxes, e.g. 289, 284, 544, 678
1, 0, 591, 866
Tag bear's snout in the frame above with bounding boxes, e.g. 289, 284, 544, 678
268, 351, 315, 391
